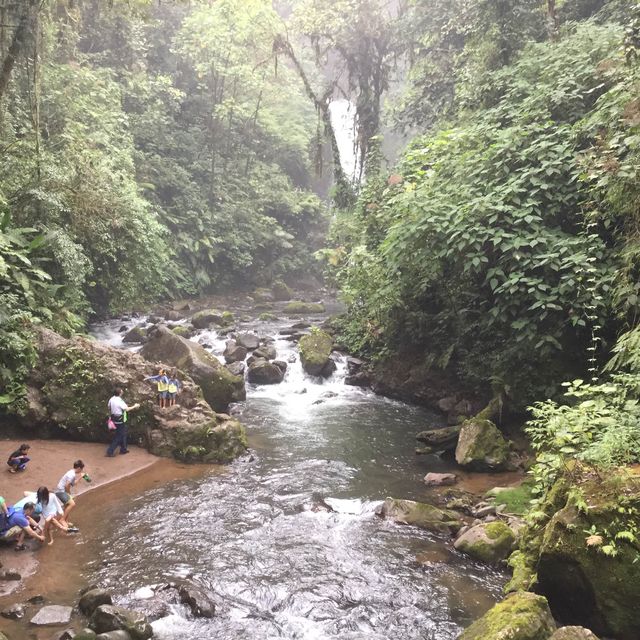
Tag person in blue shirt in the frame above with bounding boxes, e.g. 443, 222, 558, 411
167, 370, 182, 407
0, 503, 45, 550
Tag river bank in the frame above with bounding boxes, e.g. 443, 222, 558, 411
0, 443, 219, 638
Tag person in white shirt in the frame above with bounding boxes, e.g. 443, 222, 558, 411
36, 486, 69, 545
106, 387, 140, 457
55, 459, 89, 525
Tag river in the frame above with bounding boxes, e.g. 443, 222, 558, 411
83, 300, 507, 639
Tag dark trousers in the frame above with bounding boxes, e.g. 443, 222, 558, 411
107, 422, 128, 455
7, 456, 30, 471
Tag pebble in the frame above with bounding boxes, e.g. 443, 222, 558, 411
1, 603, 25, 619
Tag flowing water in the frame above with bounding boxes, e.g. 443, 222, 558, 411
86, 303, 506, 639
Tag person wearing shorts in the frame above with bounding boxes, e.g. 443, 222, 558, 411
36, 486, 70, 545
167, 370, 181, 407
144, 369, 169, 408
0, 503, 44, 550
55, 460, 88, 524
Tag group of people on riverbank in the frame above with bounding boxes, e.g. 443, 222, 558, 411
0, 456, 90, 549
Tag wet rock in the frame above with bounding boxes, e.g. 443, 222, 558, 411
424, 472, 458, 487
54, 629, 78, 640
272, 360, 288, 373
550, 628, 600, 640
253, 345, 276, 360
283, 301, 325, 315
28, 594, 45, 604
272, 280, 293, 301
171, 325, 195, 339
472, 503, 496, 518
79, 588, 113, 615
142, 324, 245, 412
224, 341, 248, 364
90, 605, 152, 640
415, 425, 460, 451
376, 498, 462, 534
454, 521, 516, 565
74, 630, 97, 640
147, 315, 162, 324
190, 309, 225, 329
345, 371, 370, 387
287, 354, 297, 363
31, 605, 73, 626
247, 360, 284, 385
455, 419, 509, 471
163, 310, 183, 322
1, 603, 25, 619
258, 312, 279, 321
320, 391, 338, 399
458, 592, 556, 640
95, 632, 133, 640
299, 330, 334, 377
122, 326, 147, 344
346, 357, 364, 374
225, 361, 245, 377
437, 396, 458, 413
119, 325, 128, 333
292, 321, 311, 329
132, 587, 154, 600
179, 584, 215, 618
236, 332, 260, 350
0, 570, 21, 580
279, 327, 299, 336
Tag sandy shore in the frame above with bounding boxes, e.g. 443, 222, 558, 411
0, 439, 158, 599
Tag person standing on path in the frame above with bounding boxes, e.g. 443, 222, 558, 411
106, 387, 140, 457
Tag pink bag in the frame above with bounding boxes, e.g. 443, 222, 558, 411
107, 417, 117, 431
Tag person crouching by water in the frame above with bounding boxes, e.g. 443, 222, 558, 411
7, 443, 31, 473
0, 502, 44, 550
55, 460, 91, 525
36, 486, 70, 545
167, 369, 181, 407
144, 368, 169, 408
107, 387, 140, 457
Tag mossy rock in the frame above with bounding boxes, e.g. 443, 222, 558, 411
550, 628, 600, 640
505, 549, 538, 593
258, 312, 279, 321
299, 329, 334, 377
458, 592, 556, 640
191, 309, 225, 329
272, 280, 293, 301
253, 288, 275, 303
221, 310, 234, 325
283, 301, 325, 315
536, 471, 640, 640
122, 325, 147, 343
455, 418, 509, 471
377, 497, 462, 534
171, 325, 194, 338
142, 325, 245, 412
454, 521, 516, 565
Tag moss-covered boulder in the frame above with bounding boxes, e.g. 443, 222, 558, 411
299, 330, 335, 377
455, 418, 509, 471
454, 521, 516, 565
272, 280, 293, 301
258, 312, 279, 321
122, 325, 148, 344
142, 325, 245, 412
549, 628, 599, 640
376, 498, 462, 534
171, 325, 195, 339
253, 288, 275, 303
6, 328, 247, 464
457, 592, 556, 640
283, 301, 325, 315
191, 309, 225, 329
536, 470, 640, 640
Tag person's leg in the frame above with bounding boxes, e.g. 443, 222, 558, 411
119, 423, 129, 454
63, 497, 75, 523
106, 427, 119, 456
18, 456, 30, 471
7, 461, 18, 473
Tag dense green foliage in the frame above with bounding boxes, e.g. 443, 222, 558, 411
331, 3, 640, 405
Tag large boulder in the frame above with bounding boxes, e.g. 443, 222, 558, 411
190, 309, 225, 329
299, 330, 335, 377
235, 333, 260, 350
122, 326, 147, 344
454, 521, 516, 565
376, 498, 462, 535
142, 325, 245, 412
223, 341, 247, 364
178, 584, 215, 618
457, 592, 556, 640
247, 360, 284, 385
80, 588, 113, 615
455, 419, 509, 471
536, 470, 640, 640
283, 301, 325, 315
4, 327, 247, 464
90, 605, 152, 640
253, 344, 277, 360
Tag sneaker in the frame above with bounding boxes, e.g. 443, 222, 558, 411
105, 453, 115, 458
119, 450, 130, 455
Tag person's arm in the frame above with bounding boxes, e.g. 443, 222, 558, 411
124, 402, 141, 411
23, 525, 44, 542
144, 375, 160, 382
64, 480, 73, 493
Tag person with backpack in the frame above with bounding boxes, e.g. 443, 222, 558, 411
106, 387, 140, 457
0, 502, 45, 550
